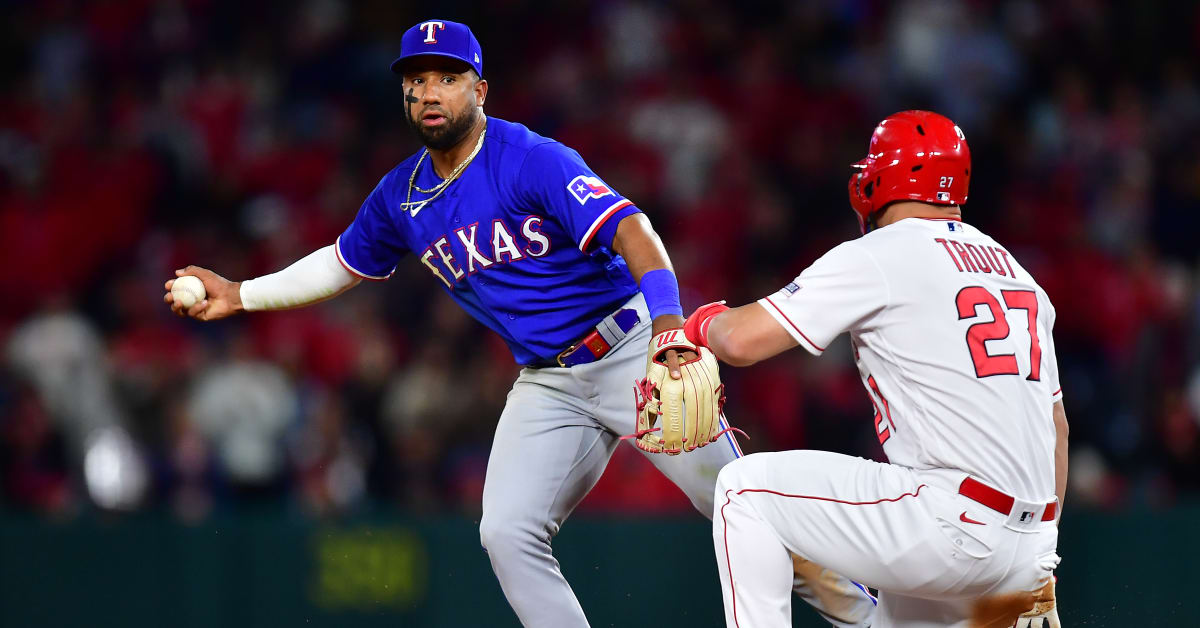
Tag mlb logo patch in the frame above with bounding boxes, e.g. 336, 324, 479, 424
937, 191, 951, 202
783, 282, 801, 295
568, 175, 613, 204
947, 222, 957, 232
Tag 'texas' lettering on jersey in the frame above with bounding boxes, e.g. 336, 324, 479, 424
419, 216, 552, 288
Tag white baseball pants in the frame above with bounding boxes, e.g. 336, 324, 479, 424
714, 450, 1059, 628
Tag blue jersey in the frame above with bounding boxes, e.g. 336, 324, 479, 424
337, 117, 643, 365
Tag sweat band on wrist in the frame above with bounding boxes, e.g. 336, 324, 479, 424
639, 268, 684, 320
684, 301, 729, 348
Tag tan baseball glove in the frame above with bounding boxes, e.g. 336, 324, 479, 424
630, 328, 733, 455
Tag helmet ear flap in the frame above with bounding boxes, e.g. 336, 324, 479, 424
848, 169, 874, 231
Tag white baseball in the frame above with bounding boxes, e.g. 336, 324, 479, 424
171, 275, 207, 309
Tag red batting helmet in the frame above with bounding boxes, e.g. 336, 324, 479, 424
847, 110, 970, 232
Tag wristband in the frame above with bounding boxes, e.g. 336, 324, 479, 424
684, 301, 729, 348
639, 269, 684, 320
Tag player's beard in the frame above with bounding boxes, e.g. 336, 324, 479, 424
412, 102, 480, 152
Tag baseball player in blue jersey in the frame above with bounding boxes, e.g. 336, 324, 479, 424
164, 19, 875, 627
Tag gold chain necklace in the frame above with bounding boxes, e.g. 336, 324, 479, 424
400, 121, 487, 218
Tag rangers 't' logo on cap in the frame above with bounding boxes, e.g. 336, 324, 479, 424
420, 21, 445, 43
393, 20, 484, 78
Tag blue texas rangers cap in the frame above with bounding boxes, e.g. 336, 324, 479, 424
391, 20, 483, 77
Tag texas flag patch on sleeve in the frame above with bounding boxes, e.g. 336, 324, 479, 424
567, 175, 613, 204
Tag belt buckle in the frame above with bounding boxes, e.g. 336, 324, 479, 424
555, 343, 577, 368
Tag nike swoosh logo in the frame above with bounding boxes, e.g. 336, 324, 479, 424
959, 511, 986, 525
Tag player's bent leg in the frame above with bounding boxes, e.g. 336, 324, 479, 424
479, 371, 619, 628
713, 450, 952, 595
714, 474, 795, 628
712, 457, 875, 628
715, 450, 1059, 627
639, 441, 875, 627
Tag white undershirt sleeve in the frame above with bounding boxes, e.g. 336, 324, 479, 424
239, 245, 360, 311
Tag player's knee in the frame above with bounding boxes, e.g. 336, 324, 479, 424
715, 453, 762, 496
478, 515, 514, 554
479, 513, 545, 557
713, 460, 741, 513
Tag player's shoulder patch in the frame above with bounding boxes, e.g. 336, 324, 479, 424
567, 175, 614, 204
782, 281, 802, 295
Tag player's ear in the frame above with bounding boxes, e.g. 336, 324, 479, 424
475, 78, 487, 107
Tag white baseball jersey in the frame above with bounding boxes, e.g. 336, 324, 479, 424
757, 217, 1061, 502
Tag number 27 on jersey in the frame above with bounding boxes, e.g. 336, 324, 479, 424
956, 287, 1042, 380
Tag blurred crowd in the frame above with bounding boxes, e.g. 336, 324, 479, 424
2, 0, 1199, 521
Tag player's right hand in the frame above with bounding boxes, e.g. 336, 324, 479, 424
163, 265, 243, 321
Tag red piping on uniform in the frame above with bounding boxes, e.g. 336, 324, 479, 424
763, 297, 826, 352
579, 200, 634, 252
719, 484, 927, 627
